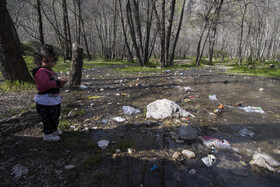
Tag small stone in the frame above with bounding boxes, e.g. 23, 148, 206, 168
182, 150, 196, 159
65, 165, 75, 170
172, 152, 180, 160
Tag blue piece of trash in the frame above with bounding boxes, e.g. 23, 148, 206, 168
150, 164, 157, 171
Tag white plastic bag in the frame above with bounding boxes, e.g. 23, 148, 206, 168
122, 106, 141, 115
238, 106, 265, 114
208, 95, 218, 101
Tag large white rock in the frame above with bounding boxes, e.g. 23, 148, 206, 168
146, 99, 191, 120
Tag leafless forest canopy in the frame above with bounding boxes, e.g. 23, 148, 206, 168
7, 0, 280, 64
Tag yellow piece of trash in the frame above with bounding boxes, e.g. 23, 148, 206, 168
120, 92, 127, 96
88, 96, 101, 99
184, 99, 191, 102
92, 115, 102, 120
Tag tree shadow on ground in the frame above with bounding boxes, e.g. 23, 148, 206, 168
1, 121, 280, 186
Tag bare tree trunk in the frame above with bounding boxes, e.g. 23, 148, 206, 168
81, 18, 92, 60
208, 0, 224, 63
169, 0, 190, 66
62, 0, 71, 60
36, 0, 44, 45
160, 0, 166, 68
119, 0, 133, 62
69, 43, 83, 86
126, 0, 144, 66
52, 0, 64, 53
165, 0, 176, 66
0, 0, 33, 83
237, 2, 249, 66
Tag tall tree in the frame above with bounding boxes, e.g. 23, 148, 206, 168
0, 0, 33, 83
208, 0, 224, 63
237, 0, 252, 66
62, 0, 71, 60
36, 0, 44, 45
126, 0, 155, 66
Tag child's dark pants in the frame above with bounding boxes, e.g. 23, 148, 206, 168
36, 103, 61, 135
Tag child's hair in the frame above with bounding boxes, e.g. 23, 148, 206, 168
34, 44, 58, 66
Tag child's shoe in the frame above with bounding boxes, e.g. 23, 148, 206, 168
43, 133, 60, 141
53, 130, 63, 136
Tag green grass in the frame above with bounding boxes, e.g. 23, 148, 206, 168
110, 140, 136, 153
58, 119, 72, 130
224, 60, 280, 77
63, 137, 79, 149
0, 108, 27, 119
84, 155, 102, 166
0, 80, 35, 92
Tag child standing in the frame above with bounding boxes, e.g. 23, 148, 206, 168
31, 44, 67, 141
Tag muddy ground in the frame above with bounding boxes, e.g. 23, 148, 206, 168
1, 64, 280, 186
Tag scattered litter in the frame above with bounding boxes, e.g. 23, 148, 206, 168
189, 169, 198, 175
273, 149, 280, 155
150, 164, 157, 171
180, 118, 189, 122
181, 87, 192, 92
213, 105, 224, 113
238, 106, 265, 114
144, 120, 158, 126
239, 128, 254, 137
88, 96, 101, 99
188, 95, 195, 99
208, 95, 218, 101
67, 111, 75, 117
102, 119, 108, 123
11, 164, 28, 180
211, 147, 219, 153
259, 88, 264, 91
127, 148, 133, 154
250, 151, 280, 172
202, 154, 216, 167
113, 117, 126, 122
80, 84, 88, 89
184, 99, 191, 102
182, 150, 195, 159
123, 106, 141, 115
209, 112, 215, 116
65, 165, 75, 170
98, 140, 110, 149
200, 136, 231, 149
136, 83, 149, 88
65, 90, 71, 93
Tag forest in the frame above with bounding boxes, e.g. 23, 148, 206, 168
1, 0, 280, 83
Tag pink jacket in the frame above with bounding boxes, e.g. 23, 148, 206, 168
34, 68, 60, 93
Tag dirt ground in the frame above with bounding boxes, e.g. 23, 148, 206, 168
1, 64, 280, 186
